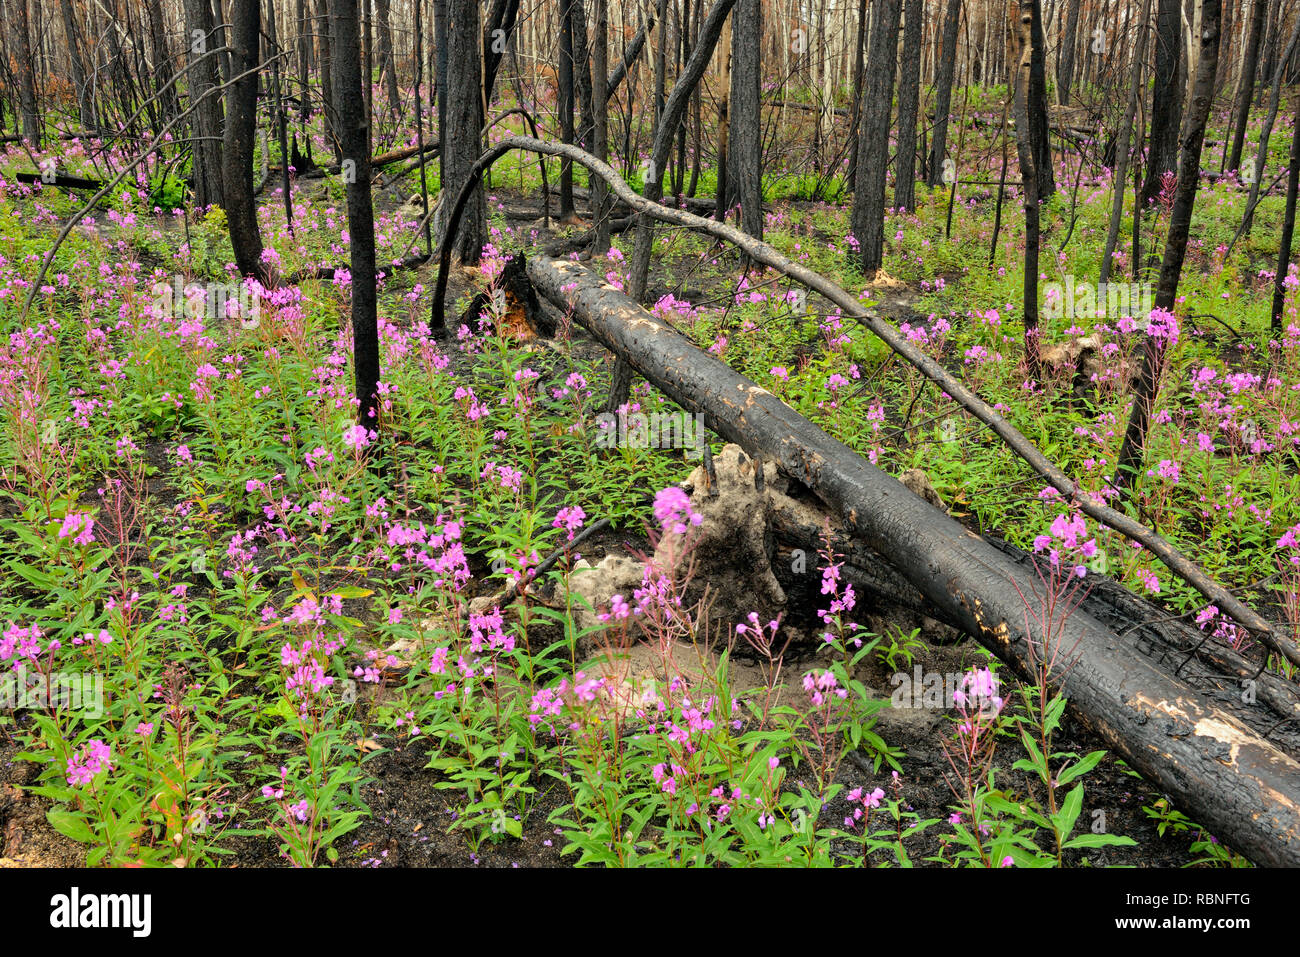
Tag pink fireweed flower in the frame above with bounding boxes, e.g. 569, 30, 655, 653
802, 669, 847, 706
952, 667, 1003, 713
653, 486, 702, 535
66, 739, 113, 786
597, 593, 632, 622
1145, 306, 1180, 348
1034, 511, 1098, 576
552, 505, 586, 541
58, 512, 95, 546
528, 681, 567, 729
467, 607, 513, 653
1276, 523, 1300, 564
343, 424, 376, 449
1147, 459, 1181, 483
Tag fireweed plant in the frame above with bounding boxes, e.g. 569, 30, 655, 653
0, 94, 1294, 867
929, 515, 1136, 867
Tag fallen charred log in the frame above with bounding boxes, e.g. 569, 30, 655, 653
14, 171, 105, 191
299, 141, 440, 179
526, 253, 1300, 867
430, 137, 1295, 670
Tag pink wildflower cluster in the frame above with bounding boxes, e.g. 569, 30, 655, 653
802, 669, 847, 707
817, 559, 859, 646
58, 511, 95, 546
383, 517, 471, 590
66, 739, 113, 786
653, 486, 702, 535
843, 785, 886, 829
1145, 307, 1180, 348
552, 505, 586, 541
1032, 511, 1099, 577
1194, 606, 1252, 653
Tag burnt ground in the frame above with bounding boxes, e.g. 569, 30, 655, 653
330, 628, 1200, 868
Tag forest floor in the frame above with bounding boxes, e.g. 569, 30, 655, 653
1, 95, 1296, 867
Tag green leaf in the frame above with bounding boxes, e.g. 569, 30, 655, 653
326, 586, 374, 600
1063, 832, 1138, 850
47, 808, 97, 844
1052, 784, 1084, 841
1055, 749, 1107, 788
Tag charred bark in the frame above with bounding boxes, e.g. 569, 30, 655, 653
893, 0, 924, 213
375, 0, 401, 116
11, 0, 41, 146
330, 0, 381, 428
1272, 92, 1300, 335
1227, 0, 1267, 173
222, 0, 266, 280
1140, 0, 1184, 206
927, 0, 962, 189
440, 0, 487, 264
850, 0, 902, 277
181, 0, 226, 208
1056, 0, 1082, 104
730, 0, 762, 239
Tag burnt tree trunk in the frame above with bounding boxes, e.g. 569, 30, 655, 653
1011, 0, 1046, 374
845, 0, 869, 188
1140, 0, 1184, 206
330, 0, 381, 428
1100, 0, 1155, 288
927, 0, 962, 189
144, 0, 179, 125
297, 0, 312, 124
11, 0, 41, 146
375, 0, 401, 117
713, 14, 731, 222
58, 0, 95, 129
483, 0, 521, 102
1114, 0, 1221, 493
185, 0, 225, 209
441, 0, 487, 263
1055, 0, 1081, 104
894, 0, 924, 212
592, 0, 611, 252
268, 0, 295, 232
1227, 0, 1267, 173
851, 0, 902, 278
318, 0, 339, 158
1272, 91, 1300, 335
730, 0, 762, 239
559, 0, 578, 220
1022, 0, 1056, 199
1237, 13, 1300, 240
570, 0, 596, 151
222, 0, 266, 280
